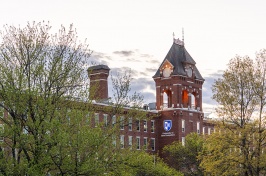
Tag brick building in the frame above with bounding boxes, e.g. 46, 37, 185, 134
87, 38, 214, 157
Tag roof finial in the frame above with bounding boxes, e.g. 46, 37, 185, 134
173, 32, 175, 41
182, 28, 184, 44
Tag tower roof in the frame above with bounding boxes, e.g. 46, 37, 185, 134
153, 40, 204, 80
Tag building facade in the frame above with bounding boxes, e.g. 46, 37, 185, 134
88, 38, 214, 157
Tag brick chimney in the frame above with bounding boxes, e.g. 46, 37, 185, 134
88, 65, 110, 100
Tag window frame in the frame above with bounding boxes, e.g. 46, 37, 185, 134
143, 120, 147, 132
120, 135, 124, 149
128, 117, 132, 131
151, 120, 155, 133
136, 136, 140, 150
182, 119, 185, 132
151, 138, 155, 151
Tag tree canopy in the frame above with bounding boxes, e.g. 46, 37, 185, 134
0, 22, 180, 175
200, 50, 266, 176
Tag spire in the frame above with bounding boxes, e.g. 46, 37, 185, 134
173, 29, 184, 46
173, 32, 175, 42
182, 28, 184, 45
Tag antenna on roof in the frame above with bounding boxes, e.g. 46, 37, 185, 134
173, 32, 175, 40
182, 28, 184, 44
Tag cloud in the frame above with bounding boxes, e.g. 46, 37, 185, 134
149, 59, 161, 64
145, 68, 157, 73
202, 71, 223, 110
113, 50, 135, 57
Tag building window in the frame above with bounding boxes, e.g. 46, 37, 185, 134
112, 115, 116, 127
182, 120, 185, 132
103, 114, 108, 127
136, 120, 140, 131
208, 127, 211, 135
203, 127, 205, 135
128, 136, 132, 149
144, 137, 148, 150
94, 113, 99, 127
182, 137, 185, 146
197, 122, 200, 134
151, 138, 155, 151
128, 117, 132, 131
151, 120, 155, 133
143, 120, 147, 132
120, 116, 124, 130
120, 135, 124, 149
136, 137, 140, 150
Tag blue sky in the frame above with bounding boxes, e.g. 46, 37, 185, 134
1, 0, 266, 113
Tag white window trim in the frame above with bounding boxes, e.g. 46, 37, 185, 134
120, 135, 124, 149
182, 119, 185, 132
128, 117, 132, 131
103, 114, 108, 127
182, 137, 185, 146
120, 116, 124, 130
112, 115, 116, 127
136, 136, 140, 150
144, 137, 148, 150
197, 122, 200, 134
94, 113, 99, 127
128, 136, 132, 149
143, 120, 147, 132
151, 120, 155, 133
136, 120, 140, 132
151, 138, 155, 151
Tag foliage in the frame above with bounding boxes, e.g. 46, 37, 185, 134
200, 52, 266, 176
0, 22, 174, 175
163, 133, 204, 176
107, 150, 183, 176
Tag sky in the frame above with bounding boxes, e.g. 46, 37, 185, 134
1, 0, 266, 113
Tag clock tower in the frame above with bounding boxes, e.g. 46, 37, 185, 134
153, 38, 205, 154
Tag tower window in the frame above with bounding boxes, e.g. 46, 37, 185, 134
191, 93, 196, 109
182, 90, 189, 108
163, 90, 172, 108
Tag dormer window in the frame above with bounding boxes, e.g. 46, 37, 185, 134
186, 65, 193, 78
160, 60, 174, 78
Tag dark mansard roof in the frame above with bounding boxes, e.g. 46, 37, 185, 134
153, 40, 204, 80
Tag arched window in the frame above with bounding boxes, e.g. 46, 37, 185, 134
182, 90, 189, 108
191, 93, 196, 109
163, 92, 168, 108
163, 90, 172, 108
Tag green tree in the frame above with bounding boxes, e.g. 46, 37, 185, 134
163, 133, 204, 176
200, 54, 266, 176
0, 21, 91, 175
0, 22, 176, 175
